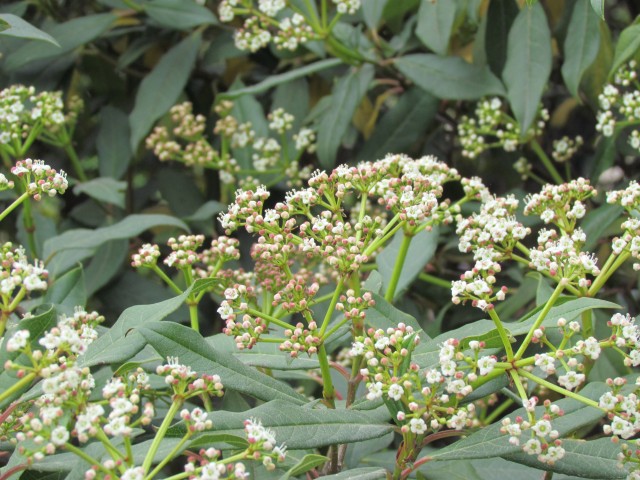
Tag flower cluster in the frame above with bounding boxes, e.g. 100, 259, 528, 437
0, 86, 81, 152
10, 158, 68, 200
217, 1, 315, 52
453, 194, 529, 310
500, 399, 566, 465
458, 97, 548, 159
607, 181, 640, 271
552, 135, 583, 163
596, 61, 640, 152
147, 101, 315, 189
0, 242, 49, 306
352, 325, 478, 438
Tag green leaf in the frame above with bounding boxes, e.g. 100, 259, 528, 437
83, 239, 128, 296
43, 214, 188, 276
207, 334, 320, 370
43, 266, 86, 314
97, 106, 132, 179
219, 59, 342, 100
317, 65, 374, 168
138, 322, 308, 404
418, 456, 551, 480
581, 203, 623, 251
610, 23, 640, 78
395, 54, 505, 100
503, 437, 627, 479
0, 14, 59, 46
280, 454, 329, 479
429, 382, 608, 461
79, 280, 214, 367
364, 293, 424, 335
184, 200, 226, 222
183, 399, 393, 449
320, 468, 388, 480
144, 0, 218, 30
73, 177, 126, 208
362, 0, 388, 30
415, 0, 457, 55
3, 13, 116, 71
503, 2, 552, 137
0, 306, 56, 366
376, 227, 439, 299
485, 0, 519, 76
562, 0, 601, 98
590, 0, 605, 20
129, 31, 201, 150
359, 87, 438, 161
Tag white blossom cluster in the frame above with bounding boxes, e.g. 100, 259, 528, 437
608, 181, 640, 271
596, 61, 640, 152
552, 135, 583, 163
458, 97, 548, 159
10, 158, 68, 200
0, 242, 49, 299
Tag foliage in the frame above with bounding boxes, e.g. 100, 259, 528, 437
1, 1, 640, 479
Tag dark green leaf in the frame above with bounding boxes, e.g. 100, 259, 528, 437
129, 31, 201, 149
359, 87, 438, 161
362, 0, 388, 30
144, 0, 218, 30
419, 456, 550, 480
97, 106, 132, 179
182, 399, 392, 449
503, 2, 552, 136
485, 0, 519, 76
83, 239, 128, 296
184, 200, 226, 222
562, 0, 601, 97
137, 322, 308, 404
220, 59, 342, 100
317, 65, 374, 168
376, 227, 439, 299
43, 214, 188, 276
4, 13, 116, 71
503, 437, 626, 479
79, 281, 211, 367
320, 468, 388, 480
364, 292, 424, 334
590, 0, 605, 20
581, 203, 623, 251
43, 266, 86, 314
280, 454, 329, 479
73, 177, 126, 208
0, 14, 59, 45
610, 23, 640, 78
395, 54, 505, 100
415, 0, 457, 55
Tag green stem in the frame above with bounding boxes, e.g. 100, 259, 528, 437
21, 196, 38, 258
145, 433, 191, 480
530, 140, 564, 184
150, 265, 183, 295
582, 310, 593, 339
188, 302, 199, 332
588, 251, 630, 296
246, 308, 293, 330
514, 280, 566, 360
484, 398, 514, 425
517, 369, 601, 409
317, 343, 336, 408
64, 443, 111, 474
0, 372, 36, 404
0, 192, 29, 223
142, 399, 182, 474
63, 142, 88, 182
488, 308, 514, 360
319, 277, 345, 338
384, 233, 412, 302
95, 429, 124, 460
418, 272, 452, 289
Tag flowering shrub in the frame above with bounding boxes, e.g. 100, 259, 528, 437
1, 1, 640, 480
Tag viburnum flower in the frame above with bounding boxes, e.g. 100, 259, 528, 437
10, 158, 68, 200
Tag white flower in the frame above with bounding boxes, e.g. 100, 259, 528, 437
387, 384, 404, 401
6, 329, 29, 352
557, 371, 585, 390
50, 426, 69, 446
477, 356, 496, 376
366, 381, 383, 400
121, 467, 145, 480
409, 418, 427, 434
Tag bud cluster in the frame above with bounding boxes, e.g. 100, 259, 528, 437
607, 181, 640, 271
11, 158, 68, 200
